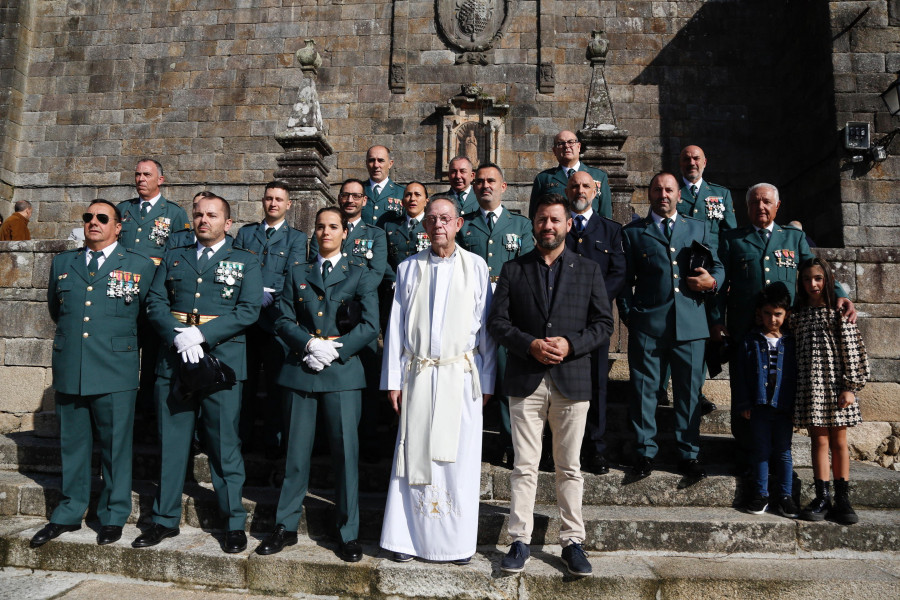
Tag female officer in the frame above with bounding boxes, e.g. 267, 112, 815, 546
255, 206, 379, 562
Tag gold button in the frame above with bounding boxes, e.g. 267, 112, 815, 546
674, 274, 679, 279
578, 238, 583, 243
86, 286, 93, 291
82, 332, 89, 338
766, 280, 771, 284
672, 261, 677, 265
489, 240, 494, 244
674, 287, 680, 293
489, 266, 493, 271
342, 252, 348, 257
315, 329, 321, 334
317, 311, 323, 316
197, 278, 202, 283
374, 205, 379, 209
83, 317, 89, 322
488, 252, 493, 257
318, 295, 323, 300
135, 239, 140, 243
195, 292, 201, 298
192, 308, 199, 314
693, 209, 698, 213
765, 256, 770, 261
85, 301, 91, 306
765, 267, 770, 272
670, 247, 676, 253
137, 227, 142, 232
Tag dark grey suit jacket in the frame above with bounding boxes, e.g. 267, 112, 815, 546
488, 248, 614, 401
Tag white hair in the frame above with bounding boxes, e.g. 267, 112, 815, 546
746, 183, 780, 204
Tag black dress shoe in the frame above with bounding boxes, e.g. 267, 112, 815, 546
678, 459, 707, 481
30, 522, 80, 548
583, 452, 610, 475
223, 529, 247, 553
255, 525, 298, 555
632, 456, 654, 479
132, 523, 179, 548
700, 396, 717, 415
339, 539, 363, 562
97, 525, 122, 546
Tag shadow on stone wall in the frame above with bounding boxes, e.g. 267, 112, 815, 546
632, 0, 842, 246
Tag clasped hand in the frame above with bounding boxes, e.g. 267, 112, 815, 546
529, 337, 571, 366
174, 326, 205, 364
686, 266, 716, 292
303, 338, 343, 372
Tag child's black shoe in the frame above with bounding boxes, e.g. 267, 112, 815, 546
773, 494, 799, 518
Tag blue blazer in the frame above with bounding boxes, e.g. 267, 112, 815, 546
565, 213, 626, 304
731, 329, 796, 413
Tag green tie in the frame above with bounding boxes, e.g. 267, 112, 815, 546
197, 247, 212, 270
566, 168, 575, 178
87, 250, 103, 276
487, 212, 495, 232
266, 227, 275, 239
322, 260, 333, 280
140, 201, 151, 217
690, 185, 698, 199
663, 218, 673, 240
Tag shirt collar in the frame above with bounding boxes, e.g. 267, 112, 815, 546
140, 193, 162, 206
317, 253, 341, 270
560, 161, 581, 173
369, 178, 390, 193
264, 219, 285, 232
86, 241, 117, 261
683, 177, 704, 190
753, 223, 775, 233
197, 238, 226, 257
572, 208, 594, 221
348, 217, 362, 229
480, 206, 504, 221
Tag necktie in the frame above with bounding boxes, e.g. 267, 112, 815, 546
575, 215, 586, 233
87, 250, 103, 276
690, 185, 698, 199
408, 219, 416, 233
663, 218, 673, 241
347, 222, 355, 236
758, 228, 770, 244
266, 227, 275, 239
566, 168, 575, 179
140, 201, 151, 217
198, 247, 212, 270
487, 212, 496, 232
322, 260, 333, 280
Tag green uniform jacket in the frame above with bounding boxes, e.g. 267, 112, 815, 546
275, 259, 380, 392
382, 214, 429, 282
446, 187, 480, 215
308, 221, 389, 280
117, 196, 191, 262
457, 208, 534, 282
48, 245, 156, 396
529, 164, 612, 219
712, 223, 847, 340
677, 180, 737, 239
234, 222, 308, 332
620, 213, 724, 342
362, 179, 405, 228
146, 237, 262, 380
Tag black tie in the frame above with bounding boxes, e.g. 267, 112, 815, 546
140, 201, 151, 217
566, 168, 575, 178
663, 218, 673, 241
322, 260, 333, 280
486, 212, 495, 232
87, 250, 103, 276
198, 247, 212, 270
266, 227, 275, 239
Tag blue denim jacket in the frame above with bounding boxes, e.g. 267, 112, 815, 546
732, 328, 796, 413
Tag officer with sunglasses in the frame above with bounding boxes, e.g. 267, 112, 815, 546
31, 200, 156, 548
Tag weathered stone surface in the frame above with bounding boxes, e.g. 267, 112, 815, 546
0, 367, 49, 413
4, 338, 52, 368
849, 422, 893, 461
859, 383, 900, 422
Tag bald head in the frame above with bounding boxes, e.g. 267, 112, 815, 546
566, 171, 596, 214
679, 145, 707, 184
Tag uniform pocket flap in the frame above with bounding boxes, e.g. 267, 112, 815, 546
111, 336, 138, 352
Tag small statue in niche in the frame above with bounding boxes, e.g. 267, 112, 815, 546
456, 123, 481, 168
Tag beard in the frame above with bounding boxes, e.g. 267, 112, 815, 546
572, 196, 590, 212
537, 230, 566, 250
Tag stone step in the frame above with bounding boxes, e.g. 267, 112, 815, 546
3, 471, 899, 554
1, 517, 897, 599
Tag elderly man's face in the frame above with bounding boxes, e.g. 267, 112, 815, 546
552, 130, 580, 166
448, 158, 474, 193
747, 187, 780, 228
423, 199, 462, 253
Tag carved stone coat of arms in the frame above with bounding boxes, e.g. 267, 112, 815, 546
436, 0, 510, 53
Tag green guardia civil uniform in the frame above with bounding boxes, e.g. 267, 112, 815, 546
309, 221, 389, 280
145, 237, 262, 531
447, 187, 480, 215
273, 258, 380, 542
165, 229, 196, 250
457, 206, 534, 447
677, 180, 737, 240
47, 243, 156, 528
529, 163, 612, 219
362, 179, 405, 228
233, 221, 308, 450
383, 214, 430, 282
620, 213, 724, 461
117, 196, 191, 265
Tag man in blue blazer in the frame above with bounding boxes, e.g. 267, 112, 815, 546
619, 173, 724, 482
529, 130, 612, 220
489, 193, 614, 577
564, 172, 626, 475
233, 181, 308, 457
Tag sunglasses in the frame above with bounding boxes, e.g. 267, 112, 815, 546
82, 212, 111, 224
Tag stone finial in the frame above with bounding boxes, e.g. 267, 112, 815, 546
461, 84, 482, 98
587, 30, 609, 65
296, 39, 322, 73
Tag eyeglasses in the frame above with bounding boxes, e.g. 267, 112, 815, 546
423, 215, 457, 226
554, 140, 579, 148
82, 212, 111, 224
338, 192, 366, 201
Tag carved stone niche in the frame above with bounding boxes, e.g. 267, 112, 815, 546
436, 0, 511, 65
436, 85, 509, 176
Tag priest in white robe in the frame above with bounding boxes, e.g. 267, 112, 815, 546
379, 196, 496, 563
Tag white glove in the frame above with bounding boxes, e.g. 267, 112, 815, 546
262, 290, 275, 308
180, 344, 205, 364
306, 338, 342, 367
174, 326, 205, 353
303, 352, 325, 372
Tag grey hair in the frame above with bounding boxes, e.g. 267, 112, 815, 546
746, 183, 780, 204
425, 196, 460, 218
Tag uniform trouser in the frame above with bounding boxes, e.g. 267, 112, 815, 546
508, 375, 589, 546
582, 341, 611, 456
358, 343, 382, 454
240, 325, 287, 451
276, 389, 361, 543
52, 390, 136, 527
136, 321, 160, 423
152, 378, 247, 530
628, 329, 705, 460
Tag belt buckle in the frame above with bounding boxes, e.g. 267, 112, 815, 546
186, 313, 200, 326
